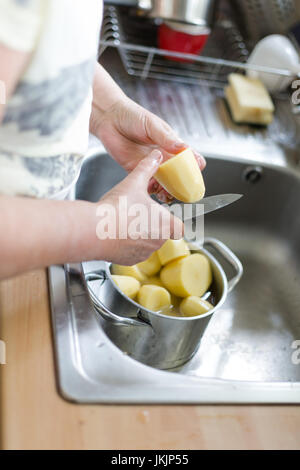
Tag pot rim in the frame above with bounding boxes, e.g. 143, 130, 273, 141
106, 243, 228, 321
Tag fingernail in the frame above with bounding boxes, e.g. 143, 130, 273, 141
193, 150, 206, 165
194, 150, 203, 158
165, 130, 186, 149
166, 194, 174, 203
150, 149, 163, 164
197, 155, 206, 167
174, 140, 186, 150
157, 190, 167, 202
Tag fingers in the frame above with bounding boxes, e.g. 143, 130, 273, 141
194, 151, 206, 170
144, 112, 187, 154
143, 111, 205, 168
127, 149, 163, 185
156, 188, 174, 204
148, 177, 160, 194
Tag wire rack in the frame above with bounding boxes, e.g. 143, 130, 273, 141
99, 5, 295, 90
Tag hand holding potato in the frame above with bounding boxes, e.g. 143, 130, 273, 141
155, 148, 206, 203
99, 150, 184, 266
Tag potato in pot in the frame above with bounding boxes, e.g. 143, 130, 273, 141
157, 239, 190, 266
111, 275, 140, 300
160, 253, 212, 298
137, 285, 171, 312
180, 296, 213, 317
142, 276, 164, 287
111, 264, 147, 283
137, 251, 161, 276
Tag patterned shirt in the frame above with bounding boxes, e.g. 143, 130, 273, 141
0, 0, 103, 198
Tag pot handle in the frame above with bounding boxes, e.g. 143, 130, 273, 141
85, 271, 150, 328
204, 238, 243, 293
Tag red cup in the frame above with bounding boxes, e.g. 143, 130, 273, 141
158, 22, 210, 63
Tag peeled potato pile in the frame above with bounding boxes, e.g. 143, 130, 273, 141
110, 239, 214, 317
111, 275, 140, 300
137, 251, 161, 276
111, 264, 147, 283
142, 276, 164, 287
180, 296, 213, 317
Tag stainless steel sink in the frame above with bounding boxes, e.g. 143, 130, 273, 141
49, 151, 300, 403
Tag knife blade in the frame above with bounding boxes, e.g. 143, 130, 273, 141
168, 194, 243, 221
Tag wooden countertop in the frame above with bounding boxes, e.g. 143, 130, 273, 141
1, 270, 300, 450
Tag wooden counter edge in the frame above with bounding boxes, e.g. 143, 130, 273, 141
1, 270, 300, 450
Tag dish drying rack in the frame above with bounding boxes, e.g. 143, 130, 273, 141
99, 5, 295, 90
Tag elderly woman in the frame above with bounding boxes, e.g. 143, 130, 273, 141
0, 0, 205, 279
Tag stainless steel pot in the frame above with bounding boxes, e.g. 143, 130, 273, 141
86, 238, 243, 370
137, 0, 218, 27
231, 0, 297, 42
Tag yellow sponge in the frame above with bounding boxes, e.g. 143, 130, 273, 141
225, 73, 274, 125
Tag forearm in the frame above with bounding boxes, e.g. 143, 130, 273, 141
90, 62, 127, 135
0, 196, 103, 279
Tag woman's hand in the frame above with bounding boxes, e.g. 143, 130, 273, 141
91, 78, 206, 202
96, 149, 184, 265
0, 149, 183, 279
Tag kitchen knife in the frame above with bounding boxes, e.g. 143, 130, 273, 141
168, 194, 243, 221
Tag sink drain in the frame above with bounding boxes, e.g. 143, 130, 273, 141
243, 166, 263, 184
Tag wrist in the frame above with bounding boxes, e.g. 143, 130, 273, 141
95, 63, 127, 108
93, 84, 128, 114
86, 200, 120, 263
90, 93, 129, 137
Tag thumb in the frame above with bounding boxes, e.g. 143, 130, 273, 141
129, 149, 163, 184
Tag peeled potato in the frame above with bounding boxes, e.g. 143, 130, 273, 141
180, 296, 213, 317
142, 276, 164, 287
137, 285, 171, 312
160, 253, 212, 297
111, 275, 140, 300
137, 251, 161, 276
143, 277, 179, 308
170, 294, 181, 309
155, 148, 205, 203
111, 264, 147, 283
157, 239, 190, 266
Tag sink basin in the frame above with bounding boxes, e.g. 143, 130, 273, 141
49, 151, 300, 403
